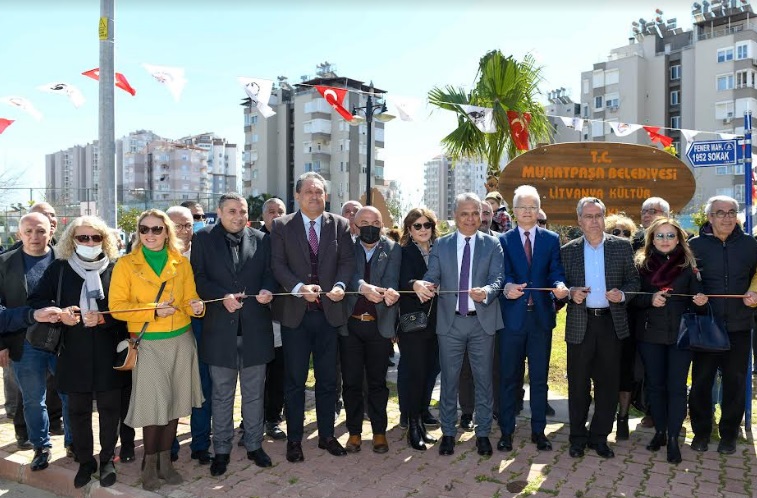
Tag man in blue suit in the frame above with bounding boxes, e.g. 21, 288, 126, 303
497, 186, 568, 452
414, 192, 504, 457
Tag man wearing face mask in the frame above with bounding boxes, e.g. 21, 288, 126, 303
340, 207, 401, 454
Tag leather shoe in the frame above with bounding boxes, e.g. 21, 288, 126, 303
569, 443, 585, 458
459, 413, 474, 431
438, 435, 455, 456
31, 447, 50, 471
667, 436, 682, 464
16, 436, 32, 451
248, 448, 272, 468
531, 432, 552, 451
690, 435, 709, 452
422, 411, 440, 428
265, 422, 287, 440
545, 402, 556, 417
119, 447, 135, 463
191, 449, 212, 465
286, 441, 304, 463
497, 434, 513, 452
74, 460, 97, 488
717, 438, 736, 455
345, 434, 362, 453
318, 436, 347, 456
588, 441, 615, 458
476, 436, 493, 456
646, 431, 667, 452
210, 453, 229, 476
99, 460, 116, 487
372, 434, 389, 454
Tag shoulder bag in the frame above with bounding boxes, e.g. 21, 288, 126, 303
676, 303, 730, 352
26, 267, 65, 354
114, 281, 167, 371
398, 297, 434, 333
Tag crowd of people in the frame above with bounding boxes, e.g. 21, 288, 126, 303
0, 173, 756, 491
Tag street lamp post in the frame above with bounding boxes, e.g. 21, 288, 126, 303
350, 85, 394, 206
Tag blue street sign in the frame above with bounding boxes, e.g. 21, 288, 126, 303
686, 139, 738, 167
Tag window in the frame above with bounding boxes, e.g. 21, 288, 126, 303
582, 103, 589, 118
594, 95, 603, 110
715, 101, 735, 120
670, 65, 681, 80
717, 47, 734, 63
671, 115, 681, 129
736, 69, 755, 89
717, 74, 734, 91
736, 42, 749, 60
734, 164, 745, 175
670, 90, 680, 105
605, 69, 619, 85
592, 70, 604, 88
716, 187, 734, 197
735, 188, 745, 203
716, 165, 733, 175
605, 93, 619, 109
582, 79, 589, 94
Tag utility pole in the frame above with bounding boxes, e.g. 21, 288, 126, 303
97, 0, 117, 227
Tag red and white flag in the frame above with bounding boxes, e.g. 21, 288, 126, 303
143, 64, 186, 102
82, 68, 137, 96
609, 122, 642, 137
37, 82, 86, 108
643, 126, 674, 147
506, 110, 531, 150
238, 77, 275, 118
315, 85, 353, 121
0, 96, 42, 121
462, 105, 496, 133
0, 118, 14, 135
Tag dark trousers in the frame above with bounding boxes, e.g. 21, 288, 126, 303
69, 390, 121, 464
567, 314, 621, 446
190, 318, 212, 452
340, 319, 390, 435
264, 346, 285, 423
499, 314, 550, 435
689, 330, 751, 442
118, 381, 135, 454
637, 341, 690, 438
459, 334, 500, 416
397, 331, 438, 417
281, 310, 338, 442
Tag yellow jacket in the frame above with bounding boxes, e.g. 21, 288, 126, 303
748, 272, 757, 308
109, 248, 203, 335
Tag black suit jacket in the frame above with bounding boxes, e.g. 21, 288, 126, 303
270, 211, 356, 328
191, 224, 277, 368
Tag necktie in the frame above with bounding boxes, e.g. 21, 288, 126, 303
459, 237, 471, 314
524, 231, 533, 305
308, 220, 319, 254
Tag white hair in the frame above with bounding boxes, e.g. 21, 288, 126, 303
641, 197, 670, 215
166, 205, 193, 218
513, 185, 540, 209
704, 195, 738, 215
454, 192, 482, 213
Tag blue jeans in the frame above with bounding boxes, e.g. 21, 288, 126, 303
12, 341, 71, 449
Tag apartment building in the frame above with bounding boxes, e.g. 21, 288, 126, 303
423, 155, 487, 221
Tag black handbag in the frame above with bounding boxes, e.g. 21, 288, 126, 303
398, 298, 434, 333
26, 268, 64, 354
676, 303, 730, 352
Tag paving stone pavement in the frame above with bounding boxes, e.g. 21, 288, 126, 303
1, 357, 756, 497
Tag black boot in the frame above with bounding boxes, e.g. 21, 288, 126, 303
646, 431, 667, 451
407, 416, 426, 451
419, 419, 437, 444
667, 435, 682, 464
616, 414, 629, 440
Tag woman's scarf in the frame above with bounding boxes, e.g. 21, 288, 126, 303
68, 253, 110, 312
639, 245, 687, 289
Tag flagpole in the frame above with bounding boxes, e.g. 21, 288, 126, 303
745, 109, 753, 431
97, 0, 117, 228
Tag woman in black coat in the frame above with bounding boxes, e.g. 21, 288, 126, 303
29, 216, 129, 488
397, 208, 440, 451
630, 218, 707, 464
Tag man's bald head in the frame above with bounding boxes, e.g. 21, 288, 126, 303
355, 206, 382, 226
18, 212, 52, 256
30, 202, 57, 234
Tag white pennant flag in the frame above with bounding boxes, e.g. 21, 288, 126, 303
680, 129, 699, 151
386, 95, 420, 121
143, 64, 187, 102
238, 77, 276, 118
460, 104, 496, 133
0, 96, 43, 121
37, 82, 86, 108
558, 116, 584, 131
609, 122, 642, 137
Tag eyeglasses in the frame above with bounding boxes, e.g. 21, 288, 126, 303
175, 223, 193, 231
581, 214, 604, 221
514, 206, 539, 212
711, 209, 737, 219
412, 222, 435, 230
138, 225, 165, 235
641, 208, 661, 216
74, 234, 103, 243
537, 219, 547, 226
192, 214, 206, 221
612, 229, 632, 237
654, 232, 677, 240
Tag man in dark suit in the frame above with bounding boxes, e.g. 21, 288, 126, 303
191, 193, 278, 475
414, 192, 504, 457
498, 185, 568, 452
561, 197, 639, 459
341, 206, 401, 454
270, 172, 356, 463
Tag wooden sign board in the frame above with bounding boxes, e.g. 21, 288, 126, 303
497, 142, 696, 226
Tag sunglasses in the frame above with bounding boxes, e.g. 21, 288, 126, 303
537, 219, 547, 225
654, 232, 677, 240
612, 229, 632, 237
138, 225, 165, 235
74, 234, 103, 243
193, 214, 206, 221
412, 222, 435, 230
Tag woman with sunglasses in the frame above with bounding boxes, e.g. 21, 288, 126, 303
397, 208, 441, 450
631, 218, 706, 464
28, 216, 129, 488
109, 209, 204, 490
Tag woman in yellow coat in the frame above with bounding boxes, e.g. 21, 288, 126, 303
109, 209, 204, 491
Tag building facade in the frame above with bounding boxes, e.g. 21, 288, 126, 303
422, 155, 487, 221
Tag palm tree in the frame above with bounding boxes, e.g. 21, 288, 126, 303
428, 50, 551, 177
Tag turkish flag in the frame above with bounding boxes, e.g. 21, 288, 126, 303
643, 126, 673, 147
506, 111, 531, 151
82, 68, 137, 96
0, 118, 14, 135
315, 85, 353, 121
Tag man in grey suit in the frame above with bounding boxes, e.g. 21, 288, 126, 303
414, 192, 504, 456
340, 206, 401, 454
561, 197, 640, 459
191, 193, 278, 475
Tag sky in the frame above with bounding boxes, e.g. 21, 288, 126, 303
0, 0, 693, 208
